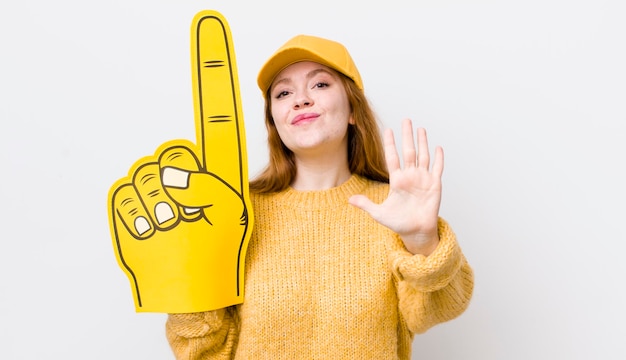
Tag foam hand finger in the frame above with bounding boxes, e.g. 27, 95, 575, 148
158, 143, 203, 221
132, 162, 179, 230
162, 168, 242, 211
192, 12, 248, 194
159, 144, 244, 226
111, 182, 155, 239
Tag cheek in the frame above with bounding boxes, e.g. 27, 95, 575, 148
270, 103, 287, 125
270, 108, 289, 137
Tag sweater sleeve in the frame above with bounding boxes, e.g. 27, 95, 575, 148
165, 307, 239, 360
390, 217, 474, 334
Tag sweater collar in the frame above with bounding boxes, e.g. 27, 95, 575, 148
276, 174, 369, 209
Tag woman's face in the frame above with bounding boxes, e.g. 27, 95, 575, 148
269, 61, 353, 157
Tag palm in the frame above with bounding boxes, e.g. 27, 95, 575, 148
349, 119, 443, 254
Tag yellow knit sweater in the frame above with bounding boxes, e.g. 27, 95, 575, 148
166, 175, 474, 359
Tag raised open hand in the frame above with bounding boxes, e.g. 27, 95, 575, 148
349, 119, 442, 255
107, 11, 252, 313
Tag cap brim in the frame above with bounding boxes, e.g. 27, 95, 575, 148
257, 48, 334, 94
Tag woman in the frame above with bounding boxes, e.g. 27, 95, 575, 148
166, 34, 474, 359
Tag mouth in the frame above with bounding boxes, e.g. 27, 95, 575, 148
291, 113, 319, 125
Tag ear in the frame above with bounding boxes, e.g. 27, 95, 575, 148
348, 115, 355, 125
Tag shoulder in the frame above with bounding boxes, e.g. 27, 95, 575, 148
249, 190, 274, 206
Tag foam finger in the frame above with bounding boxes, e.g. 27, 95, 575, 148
111, 183, 155, 239
191, 11, 247, 195
133, 162, 180, 230
158, 144, 204, 221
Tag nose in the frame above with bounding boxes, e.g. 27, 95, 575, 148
293, 92, 313, 109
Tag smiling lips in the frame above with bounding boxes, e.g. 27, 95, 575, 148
291, 113, 320, 125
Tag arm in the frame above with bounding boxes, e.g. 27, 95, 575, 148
166, 307, 239, 360
390, 218, 474, 334
349, 120, 473, 331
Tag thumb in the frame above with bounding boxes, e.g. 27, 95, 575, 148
348, 194, 378, 215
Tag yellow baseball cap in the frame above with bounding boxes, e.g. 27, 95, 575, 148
257, 34, 363, 93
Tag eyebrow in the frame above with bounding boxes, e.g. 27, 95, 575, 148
272, 67, 336, 90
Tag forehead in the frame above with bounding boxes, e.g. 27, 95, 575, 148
272, 61, 339, 86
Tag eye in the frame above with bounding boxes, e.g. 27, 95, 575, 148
275, 90, 290, 99
313, 82, 329, 89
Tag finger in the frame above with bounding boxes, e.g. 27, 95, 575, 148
416, 127, 431, 170
348, 194, 379, 218
432, 145, 444, 178
162, 169, 242, 209
132, 162, 180, 230
111, 183, 155, 239
191, 11, 247, 195
383, 128, 400, 172
158, 144, 203, 221
402, 118, 417, 167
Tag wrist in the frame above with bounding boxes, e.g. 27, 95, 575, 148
402, 233, 439, 256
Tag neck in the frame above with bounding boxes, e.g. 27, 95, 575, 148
291, 154, 352, 191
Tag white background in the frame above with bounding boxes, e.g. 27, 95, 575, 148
1, 1, 625, 359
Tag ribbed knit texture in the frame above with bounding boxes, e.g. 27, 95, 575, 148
167, 175, 474, 359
